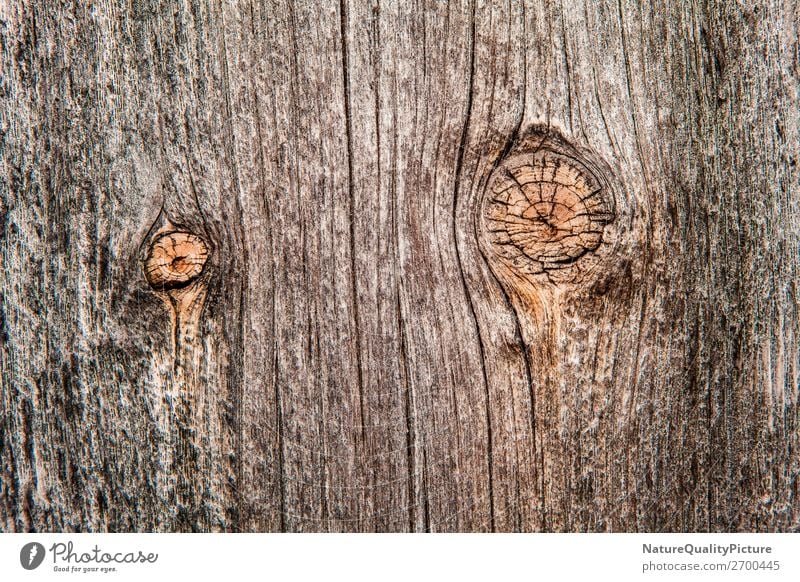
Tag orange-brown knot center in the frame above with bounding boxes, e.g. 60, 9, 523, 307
483, 149, 614, 280
145, 232, 209, 291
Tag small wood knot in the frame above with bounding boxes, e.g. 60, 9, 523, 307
481, 139, 615, 286
144, 232, 209, 291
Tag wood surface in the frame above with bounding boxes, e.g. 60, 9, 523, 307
1, 0, 798, 532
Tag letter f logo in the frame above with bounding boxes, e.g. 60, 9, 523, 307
20, 542, 46, 570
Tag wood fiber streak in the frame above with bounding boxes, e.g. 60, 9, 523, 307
1, 0, 798, 532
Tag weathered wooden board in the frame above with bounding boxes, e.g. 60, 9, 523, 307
1, 0, 798, 532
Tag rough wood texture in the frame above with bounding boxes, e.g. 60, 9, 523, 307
1, 0, 798, 532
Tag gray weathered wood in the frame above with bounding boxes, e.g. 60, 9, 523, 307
1, 0, 798, 532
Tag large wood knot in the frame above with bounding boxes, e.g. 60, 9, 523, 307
144, 231, 209, 291
480, 132, 616, 287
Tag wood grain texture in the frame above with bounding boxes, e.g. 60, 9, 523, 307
1, 0, 798, 532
